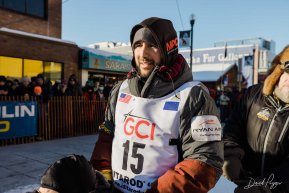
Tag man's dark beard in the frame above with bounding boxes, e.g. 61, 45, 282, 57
136, 58, 155, 78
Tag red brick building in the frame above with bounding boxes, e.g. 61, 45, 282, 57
0, 0, 79, 83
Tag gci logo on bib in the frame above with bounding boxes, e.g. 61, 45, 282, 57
191, 115, 222, 141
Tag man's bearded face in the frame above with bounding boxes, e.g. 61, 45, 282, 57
134, 41, 161, 78
275, 72, 289, 103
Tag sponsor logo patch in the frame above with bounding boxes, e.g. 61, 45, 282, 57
166, 37, 178, 54
191, 116, 222, 141
257, 107, 270, 121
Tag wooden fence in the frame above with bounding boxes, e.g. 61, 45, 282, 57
0, 96, 107, 146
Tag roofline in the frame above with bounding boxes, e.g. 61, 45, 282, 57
179, 44, 255, 52
214, 37, 263, 43
0, 27, 77, 46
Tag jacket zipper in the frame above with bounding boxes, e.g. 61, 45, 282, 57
278, 113, 289, 142
261, 108, 280, 178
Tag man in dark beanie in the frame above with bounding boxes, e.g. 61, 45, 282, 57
34, 154, 111, 193
65, 74, 83, 96
90, 17, 223, 193
222, 45, 289, 193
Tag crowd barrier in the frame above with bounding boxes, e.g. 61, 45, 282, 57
0, 96, 107, 146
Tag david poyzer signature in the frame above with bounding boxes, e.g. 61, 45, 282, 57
244, 173, 282, 190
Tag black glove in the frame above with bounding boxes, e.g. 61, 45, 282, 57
222, 148, 245, 182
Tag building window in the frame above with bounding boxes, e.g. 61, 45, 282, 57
24, 59, 44, 78
0, 56, 23, 79
44, 62, 62, 84
27, 0, 45, 17
0, 56, 62, 84
1, 0, 46, 18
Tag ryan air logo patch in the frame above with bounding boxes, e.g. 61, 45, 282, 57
191, 116, 222, 141
257, 108, 270, 121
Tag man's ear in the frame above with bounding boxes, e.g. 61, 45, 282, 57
263, 65, 284, 95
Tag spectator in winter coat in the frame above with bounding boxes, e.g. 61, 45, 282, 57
220, 90, 230, 123
209, 88, 216, 101
14, 79, 19, 88
95, 84, 107, 101
52, 80, 61, 96
32, 86, 43, 101
83, 86, 96, 100
65, 75, 83, 97
94, 81, 99, 92
223, 45, 289, 193
5, 76, 15, 96
15, 76, 32, 97
36, 74, 52, 102
31, 76, 37, 87
103, 80, 113, 96
0, 76, 8, 96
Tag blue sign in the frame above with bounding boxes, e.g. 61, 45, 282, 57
0, 101, 38, 140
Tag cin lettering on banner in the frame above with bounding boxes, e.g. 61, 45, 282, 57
124, 117, 155, 141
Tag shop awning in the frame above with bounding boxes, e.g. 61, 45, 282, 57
192, 63, 236, 82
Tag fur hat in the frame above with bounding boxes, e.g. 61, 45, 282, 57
263, 45, 289, 95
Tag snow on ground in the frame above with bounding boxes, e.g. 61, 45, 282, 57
3, 184, 39, 193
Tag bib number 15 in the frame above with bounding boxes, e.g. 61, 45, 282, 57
122, 140, 146, 174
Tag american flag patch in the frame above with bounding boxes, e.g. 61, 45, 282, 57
118, 93, 132, 104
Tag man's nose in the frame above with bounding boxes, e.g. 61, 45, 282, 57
139, 43, 149, 58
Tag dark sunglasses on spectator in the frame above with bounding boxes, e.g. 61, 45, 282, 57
281, 61, 289, 72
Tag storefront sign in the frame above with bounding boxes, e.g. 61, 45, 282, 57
82, 50, 132, 72
0, 101, 38, 140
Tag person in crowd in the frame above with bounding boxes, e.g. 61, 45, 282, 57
34, 154, 111, 193
222, 45, 289, 193
95, 83, 107, 101
52, 80, 61, 95
94, 81, 100, 92
32, 86, 43, 100
215, 90, 221, 107
15, 76, 32, 97
0, 76, 8, 96
65, 74, 83, 97
6, 76, 15, 95
209, 88, 216, 101
36, 74, 52, 102
90, 17, 223, 193
84, 85, 97, 100
31, 76, 37, 88
53, 79, 68, 97
228, 86, 240, 110
103, 80, 113, 96
14, 79, 19, 88
220, 90, 230, 123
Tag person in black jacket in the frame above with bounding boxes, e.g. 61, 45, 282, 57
36, 74, 52, 102
0, 76, 9, 97
15, 76, 32, 97
223, 45, 289, 193
65, 75, 83, 97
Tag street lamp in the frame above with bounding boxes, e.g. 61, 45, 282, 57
189, 14, 196, 71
